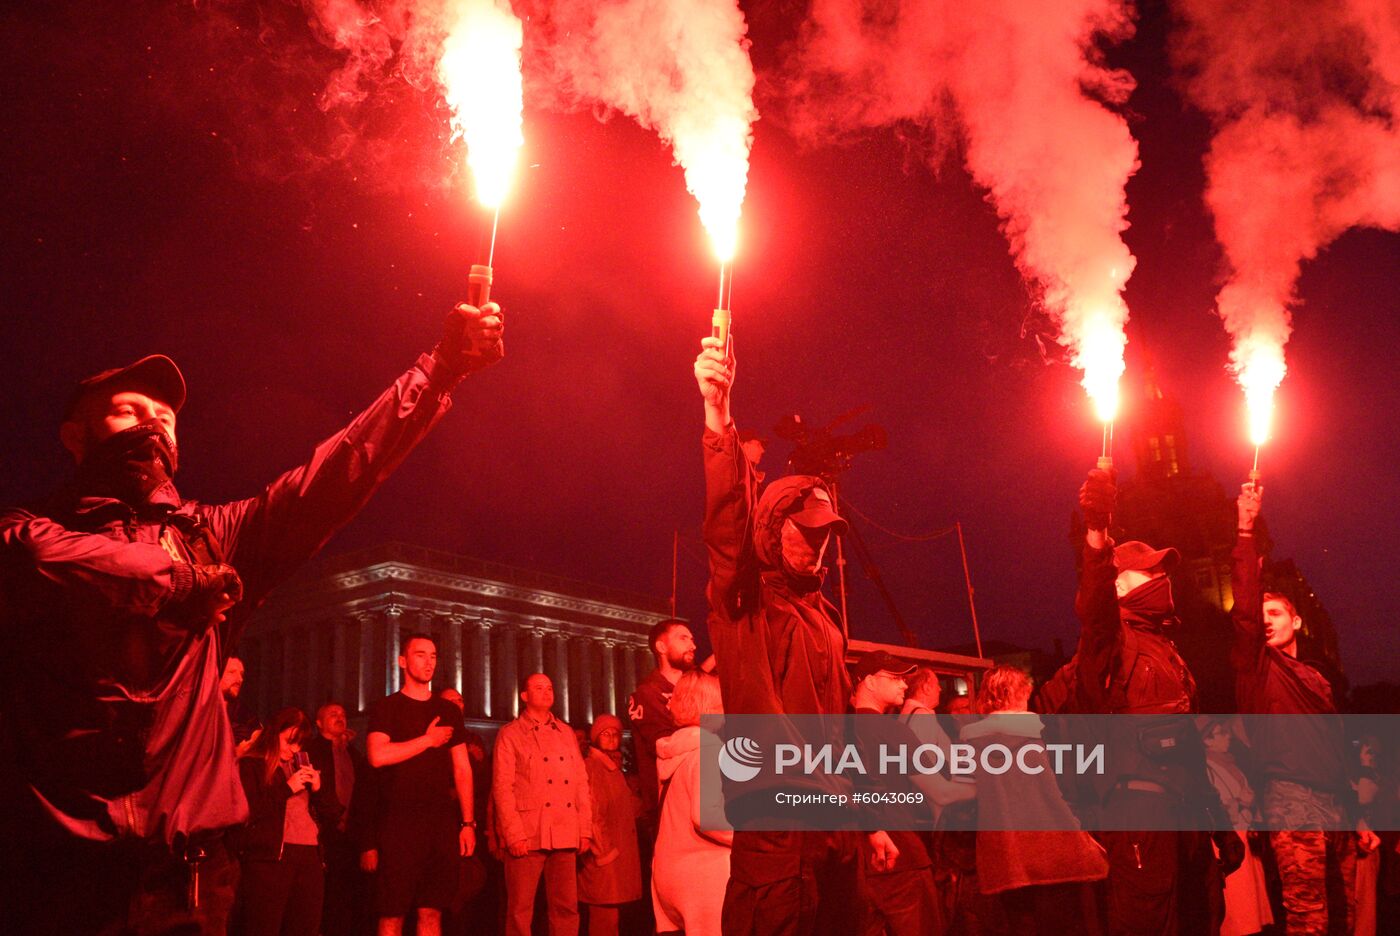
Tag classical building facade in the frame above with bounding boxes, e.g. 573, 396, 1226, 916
238, 542, 668, 727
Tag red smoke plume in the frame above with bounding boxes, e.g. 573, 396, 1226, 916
785, 0, 1142, 418
1174, 0, 1400, 444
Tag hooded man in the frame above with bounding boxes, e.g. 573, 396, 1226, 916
0, 298, 503, 935
695, 336, 897, 936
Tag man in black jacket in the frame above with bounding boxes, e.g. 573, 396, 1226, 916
1232, 482, 1378, 934
0, 298, 503, 935
1075, 468, 1238, 935
305, 702, 374, 936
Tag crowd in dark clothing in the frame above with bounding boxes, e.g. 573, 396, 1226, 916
2, 326, 1396, 936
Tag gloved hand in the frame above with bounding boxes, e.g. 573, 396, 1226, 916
1079, 468, 1116, 531
1212, 830, 1245, 877
434, 301, 505, 377
176, 563, 244, 627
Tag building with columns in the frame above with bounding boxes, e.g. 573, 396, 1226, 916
238, 542, 668, 728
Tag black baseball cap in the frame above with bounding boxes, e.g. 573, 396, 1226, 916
852, 649, 917, 683
64, 355, 187, 422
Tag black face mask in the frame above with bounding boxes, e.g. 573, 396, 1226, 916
76, 420, 179, 504
1119, 575, 1175, 629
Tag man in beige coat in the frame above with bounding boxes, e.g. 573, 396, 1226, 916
493, 673, 594, 936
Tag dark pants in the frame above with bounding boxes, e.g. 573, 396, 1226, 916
503, 848, 580, 936
321, 836, 373, 936
1100, 791, 1179, 936
987, 882, 1102, 936
863, 866, 942, 936
239, 845, 325, 936
722, 830, 862, 936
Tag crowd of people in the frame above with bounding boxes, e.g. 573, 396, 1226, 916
1, 301, 1397, 936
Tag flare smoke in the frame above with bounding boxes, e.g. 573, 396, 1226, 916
787, 0, 1141, 418
523, 0, 758, 261
1174, 0, 1400, 443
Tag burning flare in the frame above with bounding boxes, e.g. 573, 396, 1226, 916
1175, 0, 1400, 451
438, 0, 525, 209
523, 0, 757, 263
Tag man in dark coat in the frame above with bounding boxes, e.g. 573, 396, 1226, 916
305, 701, 375, 936
694, 336, 897, 936
0, 298, 503, 935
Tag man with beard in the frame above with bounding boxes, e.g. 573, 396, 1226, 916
694, 336, 897, 936
627, 619, 697, 816
220, 656, 262, 753
1075, 468, 1240, 935
367, 634, 476, 936
0, 298, 502, 935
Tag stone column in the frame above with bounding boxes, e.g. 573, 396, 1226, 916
620, 642, 638, 704
383, 605, 403, 695
305, 625, 322, 716
280, 627, 299, 713
498, 625, 519, 719
330, 617, 349, 708
573, 638, 594, 725
527, 628, 545, 675
447, 614, 465, 694
601, 641, 617, 716
474, 619, 493, 718
356, 611, 378, 713
552, 632, 571, 723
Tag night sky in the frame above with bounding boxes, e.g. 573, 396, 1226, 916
3, 1, 1397, 685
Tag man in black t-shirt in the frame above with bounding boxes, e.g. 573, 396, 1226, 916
366, 632, 476, 936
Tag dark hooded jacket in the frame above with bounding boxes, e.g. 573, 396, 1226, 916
703, 426, 850, 720
1072, 542, 1195, 715
0, 353, 459, 847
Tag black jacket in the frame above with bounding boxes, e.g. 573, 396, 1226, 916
234, 757, 344, 862
303, 733, 377, 852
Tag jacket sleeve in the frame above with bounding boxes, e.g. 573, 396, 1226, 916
1229, 533, 1266, 673
574, 743, 594, 841
584, 758, 614, 859
0, 510, 192, 615
202, 353, 457, 611
702, 426, 758, 627
491, 725, 527, 847
703, 425, 782, 720
1073, 542, 1121, 713
238, 758, 292, 824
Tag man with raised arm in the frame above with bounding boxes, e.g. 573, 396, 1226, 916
1, 297, 502, 935
1232, 482, 1377, 934
695, 336, 896, 936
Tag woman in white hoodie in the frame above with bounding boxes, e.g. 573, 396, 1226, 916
651, 670, 731, 936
